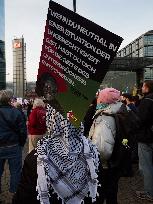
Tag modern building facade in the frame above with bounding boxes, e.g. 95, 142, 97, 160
13, 37, 27, 97
0, 0, 6, 90
102, 30, 153, 92
117, 30, 153, 80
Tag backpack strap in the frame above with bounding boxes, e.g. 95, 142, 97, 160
93, 109, 104, 120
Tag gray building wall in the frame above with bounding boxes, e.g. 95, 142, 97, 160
13, 37, 27, 97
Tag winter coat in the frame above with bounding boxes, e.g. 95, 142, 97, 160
12, 150, 39, 204
127, 103, 137, 112
28, 107, 47, 135
89, 102, 123, 161
0, 105, 27, 147
136, 93, 153, 143
12, 149, 62, 204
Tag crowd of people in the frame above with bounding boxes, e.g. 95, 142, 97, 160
0, 80, 153, 204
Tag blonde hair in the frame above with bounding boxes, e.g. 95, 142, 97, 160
0, 89, 13, 105
33, 98, 45, 109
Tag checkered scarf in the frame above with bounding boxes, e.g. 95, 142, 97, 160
36, 104, 99, 204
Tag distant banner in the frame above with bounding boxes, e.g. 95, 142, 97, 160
36, 0, 123, 127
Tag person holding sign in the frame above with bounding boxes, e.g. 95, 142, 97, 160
12, 104, 99, 204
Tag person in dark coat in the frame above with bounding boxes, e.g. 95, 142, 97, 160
121, 93, 137, 112
12, 150, 39, 204
136, 80, 153, 202
121, 93, 139, 163
0, 90, 27, 200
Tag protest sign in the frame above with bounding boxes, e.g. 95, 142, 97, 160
36, 0, 123, 127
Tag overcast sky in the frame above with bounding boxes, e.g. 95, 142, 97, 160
5, 0, 153, 81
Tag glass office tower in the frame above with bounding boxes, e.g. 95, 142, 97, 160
117, 30, 153, 80
0, 0, 6, 89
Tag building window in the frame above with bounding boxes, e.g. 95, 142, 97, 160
147, 46, 153, 56
135, 40, 139, 50
126, 46, 130, 55
139, 48, 144, 57
144, 35, 153, 46
139, 37, 143, 48
132, 42, 136, 52
121, 50, 124, 57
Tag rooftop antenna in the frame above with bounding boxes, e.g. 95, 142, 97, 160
73, 0, 76, 12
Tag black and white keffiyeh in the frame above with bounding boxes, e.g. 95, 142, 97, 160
37, 104, 99, 204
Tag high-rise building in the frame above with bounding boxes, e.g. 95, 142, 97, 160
0, 0, 6, 89
13, 37, 27, 97
117, 30, 153, 80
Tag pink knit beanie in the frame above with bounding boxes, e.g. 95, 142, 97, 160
97, 88, 121, 104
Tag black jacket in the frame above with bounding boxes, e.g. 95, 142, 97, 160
0, 105, 27, 147
12, 150, 61, 204
12, 150, 39, 204
136, 93, 153, 143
